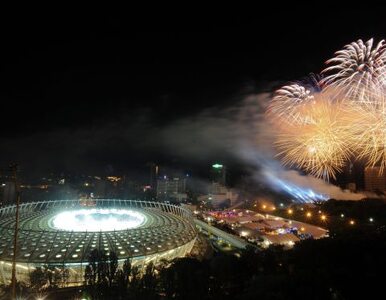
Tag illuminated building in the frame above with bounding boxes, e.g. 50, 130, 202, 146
364, 166, 386, 192
209, 182, 228, 194
149, 163, 159, 190
204, 164, 236, 207
211, 163, 226, 186
199, 183, 239, 208
156, 177, 187, 202
0, 199, 197, 286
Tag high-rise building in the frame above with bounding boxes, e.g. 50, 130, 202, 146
364, 166, 386, 192
156, 177, 187, 202
339, 161, 365, 191
209, 182, 228, 194
211, 163, 226, 186
94, 179, 107, 198
149, 163, 159, 190
2, 182, 15, 206
198, 184, 239, 208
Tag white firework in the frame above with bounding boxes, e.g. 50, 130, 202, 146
267, 83, 316, 125
322, 38, 386, 104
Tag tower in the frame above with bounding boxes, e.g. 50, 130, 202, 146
149, 163, 159, 190
211, 163, 226, 186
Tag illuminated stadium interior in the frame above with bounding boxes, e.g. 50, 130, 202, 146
0, 199, 197, 286
51, 208, 146, 232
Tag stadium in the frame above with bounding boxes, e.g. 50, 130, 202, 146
0, 199, 197, 285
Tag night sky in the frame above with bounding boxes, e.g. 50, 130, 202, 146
1, 9, 385, 180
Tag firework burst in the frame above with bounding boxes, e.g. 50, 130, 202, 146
269, 38, 386, 180
267, 74, 322, 126
322, 38, 386, 104
275, 95, 355, 180
349, 92, 386, 173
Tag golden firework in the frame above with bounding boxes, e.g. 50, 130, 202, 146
269, 38, 386, 180
349, 92, 386, 173
275, 94, 355, 180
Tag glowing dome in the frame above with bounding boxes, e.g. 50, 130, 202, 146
51, 208, 146, 231
0, 199, 197, 287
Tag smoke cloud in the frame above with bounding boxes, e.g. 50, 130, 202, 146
159, 90, 366, 201
0, 83, 369, 201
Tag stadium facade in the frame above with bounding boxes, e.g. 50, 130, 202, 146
0, 199, 197, 285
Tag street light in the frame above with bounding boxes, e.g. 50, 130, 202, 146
10, 163, 21, 300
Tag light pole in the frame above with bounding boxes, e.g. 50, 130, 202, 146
10, 163, 21, 300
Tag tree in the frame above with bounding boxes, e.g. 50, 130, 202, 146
159, 257, 210, 300
84, 265, 94, 286
86, 248, 99, 285
61, 268, 70, 287
29, 267, 47, 291
128, 265, 141, 297
122, 258, 132, 286
96, 251, 108, 286
142, 262, 157, 298
0, 281, 30, 299
107, 251, 118, 287
44, 265, 67, 289
84, 248, 108, 299
159, 262, 175, 298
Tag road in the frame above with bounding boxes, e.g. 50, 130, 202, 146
194, 219, 249, 249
